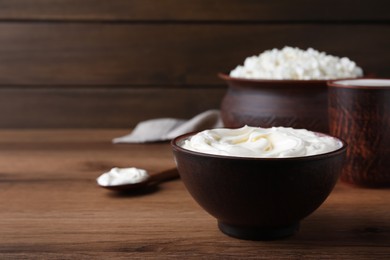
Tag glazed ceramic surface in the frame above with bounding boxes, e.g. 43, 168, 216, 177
172, 132, 346, 240
328, 79, 390, 187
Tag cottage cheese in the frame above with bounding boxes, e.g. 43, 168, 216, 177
230, 46, 363, 80
182, 126, 342, 158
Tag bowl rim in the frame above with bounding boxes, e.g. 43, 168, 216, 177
327, 78, 390, 90
218, 72, 363, 85
171, 130, 347, 162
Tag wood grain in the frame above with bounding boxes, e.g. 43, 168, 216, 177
0, 1, 388, 128
0, 129, 389, 259
0, 0, 388, 21
0, 87, 224, 128
0, 23, 388, 86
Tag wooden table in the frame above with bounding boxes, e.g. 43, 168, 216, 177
0, 129, 389, 259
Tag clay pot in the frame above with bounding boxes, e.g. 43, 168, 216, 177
219, 73, 329, 133
328, 78, 390, 187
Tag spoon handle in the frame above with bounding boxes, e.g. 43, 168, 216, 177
148, 168, 179, 184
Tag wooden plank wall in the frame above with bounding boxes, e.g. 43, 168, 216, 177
0, 0, 389, 128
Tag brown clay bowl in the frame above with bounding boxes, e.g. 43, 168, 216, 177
219, 73, 331, 133
171, 132, 347, 240
328, 78, 390, 187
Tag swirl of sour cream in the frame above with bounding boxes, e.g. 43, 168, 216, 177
181, 126, 342, 158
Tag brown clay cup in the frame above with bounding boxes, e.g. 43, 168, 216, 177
172, 132, 346, 240
328, 78, 390, 187
219, 73, 329, 133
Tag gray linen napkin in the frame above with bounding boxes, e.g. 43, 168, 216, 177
113, 110, 223, 143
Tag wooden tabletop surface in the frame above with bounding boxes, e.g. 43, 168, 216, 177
0, 129, 389, 259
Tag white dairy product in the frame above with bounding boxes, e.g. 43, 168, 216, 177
230, 46, 363, 80
181, 126, 342, 158
97, 167, 149, 186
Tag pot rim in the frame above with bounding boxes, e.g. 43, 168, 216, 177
218, 72, 363, 86
327, 78, 390, 90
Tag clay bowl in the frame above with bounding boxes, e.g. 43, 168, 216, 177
328, 78, 390, 187
171, 132, 347, 240
219, 73, 330, 133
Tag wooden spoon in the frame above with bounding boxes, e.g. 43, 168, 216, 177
97, 168, 179, 192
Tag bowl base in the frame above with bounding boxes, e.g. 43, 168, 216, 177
218, 221, 299, 241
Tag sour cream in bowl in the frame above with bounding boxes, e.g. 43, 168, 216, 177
182, 125, 342, 158
172, 126, 346, 241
